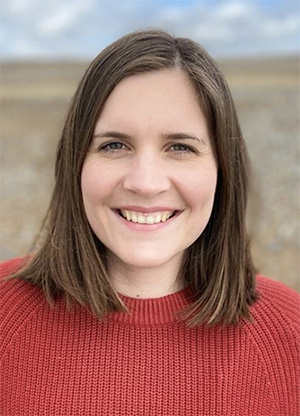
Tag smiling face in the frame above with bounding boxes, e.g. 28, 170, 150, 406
81, 69, 217, 278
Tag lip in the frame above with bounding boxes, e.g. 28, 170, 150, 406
116, 205, 179, 213
112, 208, 183, 231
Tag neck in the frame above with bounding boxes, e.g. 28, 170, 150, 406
107, 254, 185, 299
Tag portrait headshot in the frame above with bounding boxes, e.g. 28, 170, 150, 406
1, 1, 299, 416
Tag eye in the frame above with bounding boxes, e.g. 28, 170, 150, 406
169, 143, 195, 153
99, 141, 127, 152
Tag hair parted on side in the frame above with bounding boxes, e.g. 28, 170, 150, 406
10, 28, 257, 326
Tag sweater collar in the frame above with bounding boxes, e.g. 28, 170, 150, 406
108, 285, 195, 326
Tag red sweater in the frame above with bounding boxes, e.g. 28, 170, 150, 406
1, 258, 299, 416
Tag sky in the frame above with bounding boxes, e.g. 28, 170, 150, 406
1, 0, 299, 60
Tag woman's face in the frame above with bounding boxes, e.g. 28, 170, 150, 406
81, 69, 217, 273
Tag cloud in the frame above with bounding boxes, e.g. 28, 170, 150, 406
215, 1, 255, 20
155, 0, 300, 56
0, 0, 299, 59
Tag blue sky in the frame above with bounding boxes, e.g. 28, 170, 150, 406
1, 0, 299, 60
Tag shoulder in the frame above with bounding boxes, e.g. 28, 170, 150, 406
0, 257, 47, 356
243, 275, 300, 412
0, 256, 28, 278
253, 274, 300, 334
0, 256, 46, 307
0, 257, 40, 302
243, 274, 300, 365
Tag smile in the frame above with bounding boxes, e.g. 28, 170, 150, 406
118, 210, 176, 224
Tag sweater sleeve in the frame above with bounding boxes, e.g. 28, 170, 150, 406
0, 258, 46, 359
244, 275, 300, 416
256, 275, 300, 346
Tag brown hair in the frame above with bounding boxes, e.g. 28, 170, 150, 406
11, 29, 257, 326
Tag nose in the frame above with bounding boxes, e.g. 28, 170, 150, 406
123, 154, 171, 196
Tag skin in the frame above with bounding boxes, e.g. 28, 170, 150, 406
81, 69, 218, 298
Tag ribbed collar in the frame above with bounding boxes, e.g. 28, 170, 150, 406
108, 285, 195, 326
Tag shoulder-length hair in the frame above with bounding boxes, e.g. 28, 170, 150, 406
11, 29, 257, 326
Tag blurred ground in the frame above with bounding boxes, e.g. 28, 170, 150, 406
0, 57, 299, 292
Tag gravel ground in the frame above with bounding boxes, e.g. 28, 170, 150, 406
1, 57, 299, 291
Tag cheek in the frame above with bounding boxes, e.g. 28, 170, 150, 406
81, 164, 99, 205
81, 164, 108, 212
180, 166, 218, 208
81, 160, 117, 205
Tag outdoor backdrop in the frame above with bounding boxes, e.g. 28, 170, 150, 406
1, 0, 299, 291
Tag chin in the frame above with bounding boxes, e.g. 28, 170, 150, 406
110, 247, 183, 270
120, 255, 172, 269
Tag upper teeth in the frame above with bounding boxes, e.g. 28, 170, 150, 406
121, 210, 173, 224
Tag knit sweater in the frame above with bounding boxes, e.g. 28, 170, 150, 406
1, 258, 299, 416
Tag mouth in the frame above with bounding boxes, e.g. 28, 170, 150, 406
116, 209, 178, 225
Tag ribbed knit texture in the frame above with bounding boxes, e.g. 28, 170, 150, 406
1, 258, 299, 416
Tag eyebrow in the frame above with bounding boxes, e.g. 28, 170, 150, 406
161, 132, 206, 145
93, 131, 206, 144
93, 131, 131, 140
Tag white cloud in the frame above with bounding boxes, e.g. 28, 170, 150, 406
1, 0, 299, 59
7, 0, 40, 14
10, 39, 40, 57
263, 15, 299, 37
37, 4, 89, 36
215, 1, 255, 20
154, 0, 300, 56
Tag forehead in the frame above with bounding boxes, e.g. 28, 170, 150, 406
94, 69, 208, 135
103, 69, 198, 106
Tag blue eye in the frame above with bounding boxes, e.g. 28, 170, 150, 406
100, 142, 126, 152
170, 144, 194, 153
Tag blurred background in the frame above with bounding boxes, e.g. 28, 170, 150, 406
1, 0, 299, 291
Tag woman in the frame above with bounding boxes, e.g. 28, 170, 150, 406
1, 29, 299, 416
